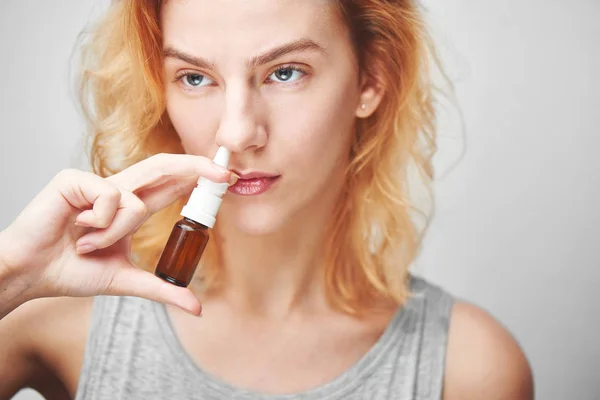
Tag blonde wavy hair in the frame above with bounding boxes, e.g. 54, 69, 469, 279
77, 0, 442, 315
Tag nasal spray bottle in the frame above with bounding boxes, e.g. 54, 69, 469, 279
154, 146, 231, 287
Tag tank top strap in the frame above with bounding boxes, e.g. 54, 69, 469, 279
408, 276, 455, 400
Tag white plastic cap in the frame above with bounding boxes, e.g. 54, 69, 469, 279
181, 146, 231, 228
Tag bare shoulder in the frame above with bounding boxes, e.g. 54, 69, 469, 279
0, 296, 93, 399
443, 301, 534, 400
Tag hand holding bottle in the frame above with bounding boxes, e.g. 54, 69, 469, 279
0, 153, 234, 319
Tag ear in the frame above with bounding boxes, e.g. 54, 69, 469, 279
355, 70, 385, 118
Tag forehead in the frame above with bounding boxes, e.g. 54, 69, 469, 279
161, 0, 345, 59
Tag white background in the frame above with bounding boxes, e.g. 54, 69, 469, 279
1, 1, 599, 399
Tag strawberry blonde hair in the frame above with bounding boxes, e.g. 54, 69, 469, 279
78, 0, 442, 315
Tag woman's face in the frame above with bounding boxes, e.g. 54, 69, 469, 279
162, 0, 368, 235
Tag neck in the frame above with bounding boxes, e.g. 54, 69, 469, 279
210, 181, 345, 318
215, 209, 330, 318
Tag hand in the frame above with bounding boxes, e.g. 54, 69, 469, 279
0, 153, 233, 316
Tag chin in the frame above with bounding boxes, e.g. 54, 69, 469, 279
217, 201, 290, 236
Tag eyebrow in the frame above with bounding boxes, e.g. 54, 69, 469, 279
163, 38, 326, 70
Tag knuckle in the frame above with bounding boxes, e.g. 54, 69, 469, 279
131, 198, 149, 219
105, 186, 122, 202
54, 168, 80, 183
95, 218, 112, 229
95, 188, 122, 229
95, 212, 116, 229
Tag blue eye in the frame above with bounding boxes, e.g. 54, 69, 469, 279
269, 66, 305, 83
179, 72, 214, 88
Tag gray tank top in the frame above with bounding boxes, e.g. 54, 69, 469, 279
74, 275, 454, 400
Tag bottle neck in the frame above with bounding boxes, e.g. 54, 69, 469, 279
183, 217, 209, 230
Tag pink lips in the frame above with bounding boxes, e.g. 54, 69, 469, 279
228, 171, 280, 196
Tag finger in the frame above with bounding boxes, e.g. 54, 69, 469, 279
107, 266, 202, 316
134, 175, 197, 214
74, 187, 121, 228
54, 169, 121, 212
75, 192, 148, 253
137, 172, 239, 214
108, 153, 231, 193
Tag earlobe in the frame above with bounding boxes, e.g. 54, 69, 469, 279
355, 75, 385, 118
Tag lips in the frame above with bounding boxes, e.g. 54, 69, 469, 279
234, 171, 279, 180
228, 171, 280, 196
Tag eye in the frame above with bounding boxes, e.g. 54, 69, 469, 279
268, 66, 306, 84
176, 72, 214, 88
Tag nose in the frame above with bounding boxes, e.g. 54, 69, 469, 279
215, 83, 267, 153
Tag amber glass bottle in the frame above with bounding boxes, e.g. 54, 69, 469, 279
154, 217, 210, 287
154, 146, 230, 287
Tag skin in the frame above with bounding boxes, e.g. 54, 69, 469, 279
0, 0, 534, 399
161, 0, 376, 313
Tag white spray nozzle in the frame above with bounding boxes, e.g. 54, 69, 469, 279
181, 146, 231, 228
213, 146, 230, 168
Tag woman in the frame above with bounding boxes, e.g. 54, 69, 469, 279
0, 0, 533, 399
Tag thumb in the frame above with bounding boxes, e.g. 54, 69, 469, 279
106, 265, 202, 316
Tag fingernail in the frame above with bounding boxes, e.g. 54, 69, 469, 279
185, 308, 202, 317
76, 242, 96, 254
228, 173, 239, 186
74, 220, 91, 228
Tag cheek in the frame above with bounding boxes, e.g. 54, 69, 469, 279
165, 91, 220, 156
273, 78, 359, 174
